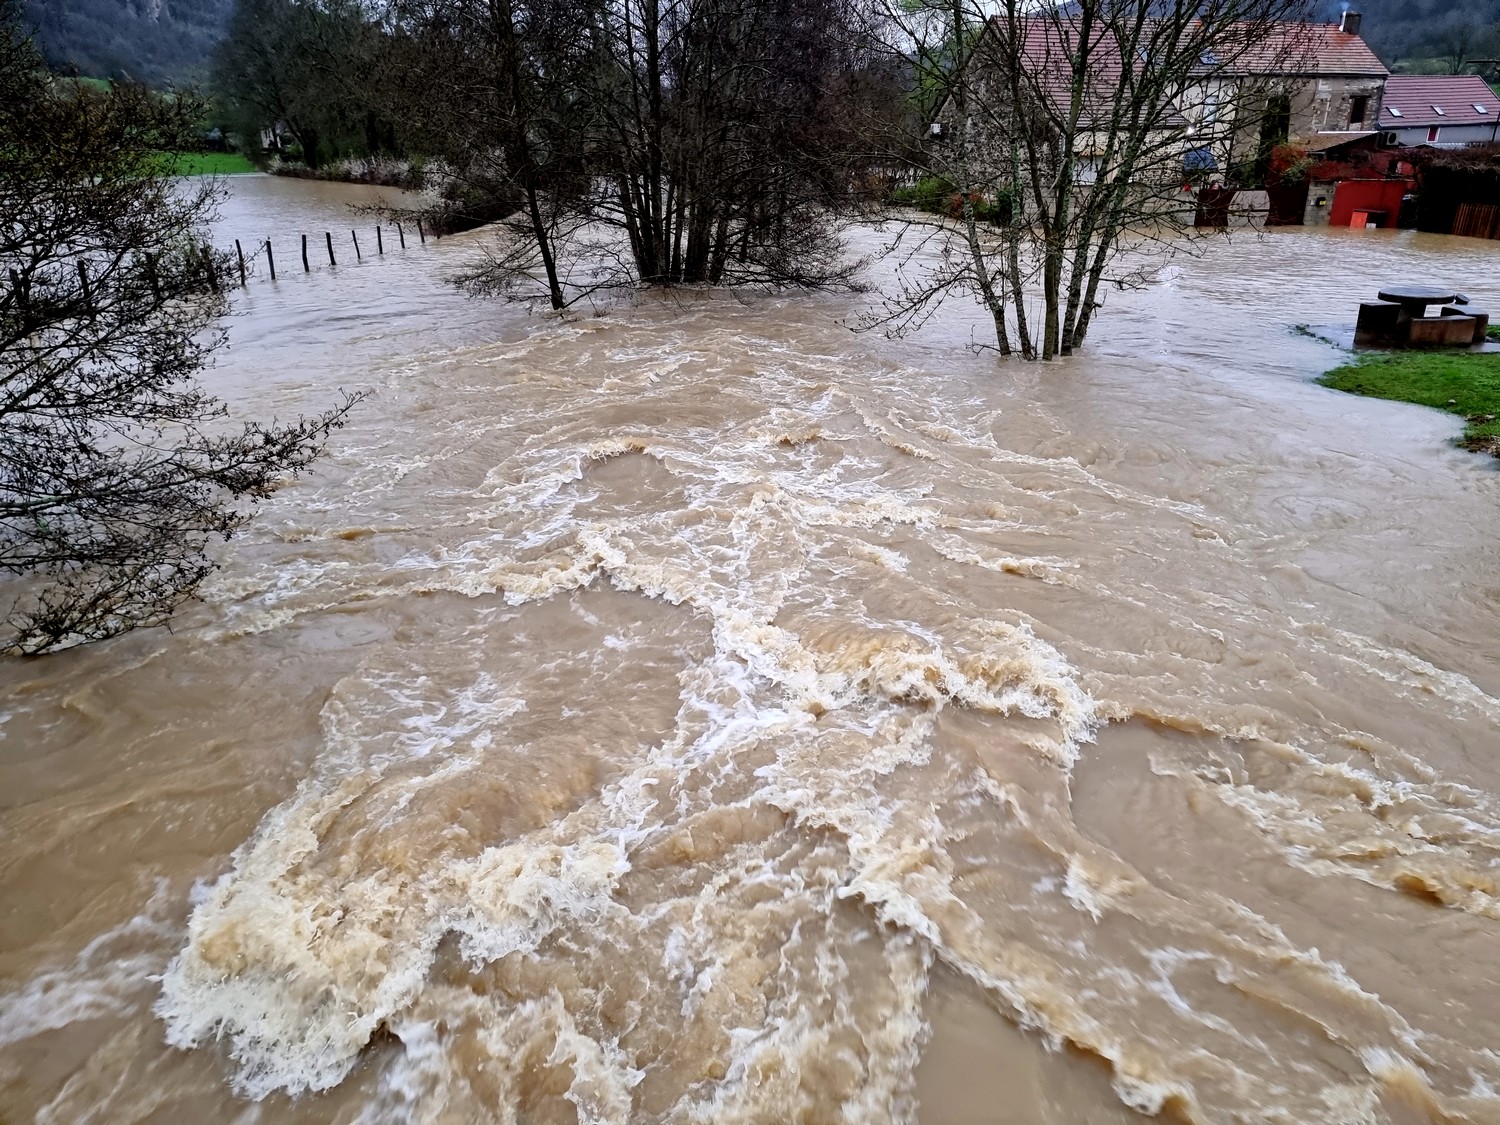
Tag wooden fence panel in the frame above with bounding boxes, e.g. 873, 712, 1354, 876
1454, 202, 1500, 240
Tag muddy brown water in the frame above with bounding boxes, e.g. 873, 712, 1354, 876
3, 175, 1499, 1125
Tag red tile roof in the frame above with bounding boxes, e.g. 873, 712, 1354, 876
1199, 23, 1388, 77
971, 17, 1383, 127
1379, 75, 1498, 127
1000, 19, 1387, 79
983, 17, 1189, 128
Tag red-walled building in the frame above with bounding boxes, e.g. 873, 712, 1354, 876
1263, 133, 1418, 228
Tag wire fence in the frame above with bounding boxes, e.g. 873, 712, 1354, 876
223, 218, 435, 288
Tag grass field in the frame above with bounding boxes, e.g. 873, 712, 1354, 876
1320, 347, 1500, 457
54, 81, 256, 176
169, 152, 258, 176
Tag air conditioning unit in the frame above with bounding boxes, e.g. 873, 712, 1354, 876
1380, 131, 1400, 146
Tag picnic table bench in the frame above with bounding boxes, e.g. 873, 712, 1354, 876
1356, 286, 1487, 347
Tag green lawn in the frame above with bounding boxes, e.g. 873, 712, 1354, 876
168, 152, 258, 176
1320, 348, 1500, 457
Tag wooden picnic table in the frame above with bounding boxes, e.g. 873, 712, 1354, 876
1376, 286, 1462, 311
1360, 286, 1484, 347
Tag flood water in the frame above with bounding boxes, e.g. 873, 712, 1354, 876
3, 174, 1499, 1125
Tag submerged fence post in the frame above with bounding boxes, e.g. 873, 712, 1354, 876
234, 239, 247, 287
266, 239, 276, 281
417, 218, 425, 244
326, 231, 336, 267
302, 234, 310, 273
397, 223, 406, 249
376, 226, 383, 255
77, 260, 91, 314
351, 230, 361, 261
202, 246, 220, 292
145, 252, 160, 300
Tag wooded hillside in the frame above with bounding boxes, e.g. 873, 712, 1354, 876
1331, 0, 1500, 72
20, 0, 1500, 91
23, 0, 230, 85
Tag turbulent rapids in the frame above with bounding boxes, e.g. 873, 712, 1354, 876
3, 178, 1500, 1125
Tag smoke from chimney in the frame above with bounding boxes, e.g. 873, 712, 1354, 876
1339, 10, 1363, 35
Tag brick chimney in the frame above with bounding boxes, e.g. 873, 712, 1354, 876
1339, 10, 1363, 35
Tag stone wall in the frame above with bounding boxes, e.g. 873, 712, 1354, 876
1226, 76, 1386, 169
1303, 180, 1338, 226
1291, 76, 1385, 136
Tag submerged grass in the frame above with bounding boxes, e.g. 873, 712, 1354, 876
1320, 348, 1500, 457
169, 152, 258, 176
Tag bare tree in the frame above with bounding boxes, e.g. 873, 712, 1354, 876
1, 9, 359, 654
375, 0, 602, 307
581, 0, 883, 289
1434, 19, 1500, 77
378, 0, 894, 307
868, 0, 1316, 359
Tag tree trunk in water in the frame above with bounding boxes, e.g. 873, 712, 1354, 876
644, 0, 668, 282
1006, 132, 1034, 359
617, 176, 646, 271
953, 0, 1010, 356
1041, 227, 1063, 361
964, 207, 1011, 356
1071, 225, 1123, 350
525, 185, 565, 310
707, 211, 732, 283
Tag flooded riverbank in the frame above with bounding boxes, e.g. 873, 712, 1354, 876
2, 176, 1498, 1124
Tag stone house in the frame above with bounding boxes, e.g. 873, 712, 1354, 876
1376, 75, 1500, 148
928, 16, 1193, 195
934, 11, 1388, 191
1177, 11, 1388, 182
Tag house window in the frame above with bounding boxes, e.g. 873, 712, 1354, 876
1349, 95, 1368, 126
1075, 157, 1101, 185
1428, 125, 1440, 142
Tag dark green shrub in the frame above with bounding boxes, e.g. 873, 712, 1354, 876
889, 176, 1012, 225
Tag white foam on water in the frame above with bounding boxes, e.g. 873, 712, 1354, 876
0, 880, 177, 1047
102, 308, 1500, 1122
